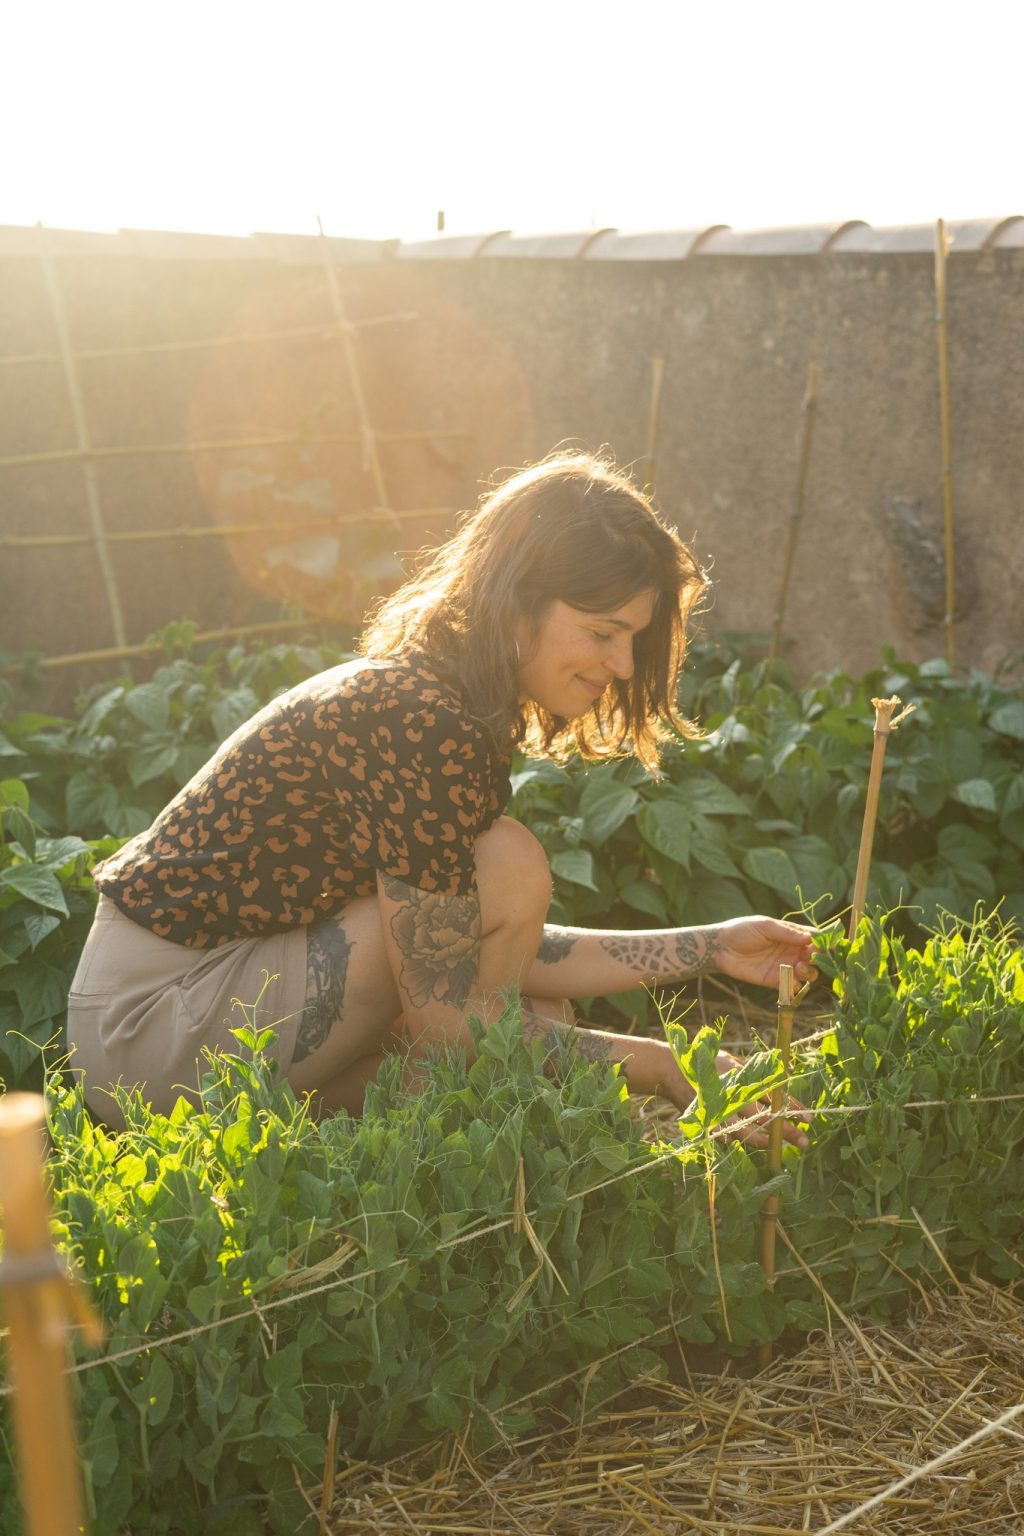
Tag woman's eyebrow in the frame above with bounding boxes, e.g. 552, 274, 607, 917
591, 616, 643, 632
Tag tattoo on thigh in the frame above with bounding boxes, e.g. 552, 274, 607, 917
536, 928, 577, 965
382, 878, 480, 1010
297, 920, 354, 1064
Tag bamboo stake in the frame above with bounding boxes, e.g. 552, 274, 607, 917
38, 231, 127, 650
0, 505, 454, 550
0, 427, 466, 472
757, 964, 797, 1369
847, 695, 916, 939
316, 219, 393, 519
0, 618, 339, 675
642, 357, 665, 496
0, 312, 418, 369
0, 1093, 102, 1536
769, 363, 820, 660
934, 218, 957, 668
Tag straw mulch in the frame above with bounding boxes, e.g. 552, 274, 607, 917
321, 1277, 1024, 1535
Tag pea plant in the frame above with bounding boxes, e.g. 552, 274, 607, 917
1, 911, 1021, 1536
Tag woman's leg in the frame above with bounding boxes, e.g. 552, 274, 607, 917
287, 816, 552, 1109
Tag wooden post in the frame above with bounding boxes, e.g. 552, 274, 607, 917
848, 695, 916, 939
934, 218, 957, 669
642, 356, 665, 497
757, 964, 796, 1368
769, 362, 820, 660
0, 1093, 93, 1535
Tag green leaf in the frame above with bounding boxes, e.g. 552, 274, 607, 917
2, 805, 37, 861
550, 849, 599, 891
124, 682, 171, 731
954, 778, 997, 814
0, 778, 30, 810
618, 879, 670, 923
578, 776, 638, 843
689, 820, 741, 879
741, 846, 799, 899
24, 912, 61, 950
637, 802, 691, 869
0, 865, 68, 915
680, 776, 752, 816
33, 835, 90, 872
66, 771, 120, 832
107, 803, 153, 838
989, 700, 1024, 739
126, 741, 180, 787
937, 824, 995, 863
666, 1022, 726, 1122
211, 688, 259, 742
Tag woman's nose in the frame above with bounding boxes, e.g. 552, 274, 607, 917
607, 637, 635, 679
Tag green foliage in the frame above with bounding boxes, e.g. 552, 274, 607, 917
787, 911, 1024, 1316
1, 913, 1021, 1534
508, 644, 1024, 951
0, 777, 115, 1091
2, 626, 353, 841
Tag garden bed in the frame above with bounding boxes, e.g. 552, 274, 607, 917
320, 1277, 1024, 1534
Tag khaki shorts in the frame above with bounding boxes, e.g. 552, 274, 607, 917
66, 896, 308, 1127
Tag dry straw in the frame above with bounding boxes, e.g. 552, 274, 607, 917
312, 1277, 1024, 1534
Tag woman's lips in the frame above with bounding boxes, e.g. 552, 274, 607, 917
576, 676, 606, 699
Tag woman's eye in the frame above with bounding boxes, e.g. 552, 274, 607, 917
591, 631, 613, 642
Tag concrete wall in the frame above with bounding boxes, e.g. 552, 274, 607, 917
2, 220, 1023, 705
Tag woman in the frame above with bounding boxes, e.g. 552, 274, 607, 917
68, 453, 815, 1141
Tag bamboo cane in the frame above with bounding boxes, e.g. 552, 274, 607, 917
642, 357, 665, 496
934, 218, 957, 669
0, 312, 419, 369
38, 234, 127, 651
757, 964, 796, 1368
848, 695, 917, 939
0, 428, 466, 473
0, 1093, 102, 1536
769, 362, 820, 660
1, 505, 453, 550
316, 219, 392, 517
0, 617, 340, 675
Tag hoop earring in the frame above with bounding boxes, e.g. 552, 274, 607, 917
514, 637, 521, 664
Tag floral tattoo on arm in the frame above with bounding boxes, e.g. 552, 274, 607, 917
382, 877, 481, 1010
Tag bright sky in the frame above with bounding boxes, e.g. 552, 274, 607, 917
3, 0, 1022, 243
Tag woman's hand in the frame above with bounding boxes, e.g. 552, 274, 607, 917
712, 917, 819, 991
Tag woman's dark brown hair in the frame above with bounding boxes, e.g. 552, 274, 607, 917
360, 452, 708, 770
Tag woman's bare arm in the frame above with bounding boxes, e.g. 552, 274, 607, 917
523, 917, 818, 998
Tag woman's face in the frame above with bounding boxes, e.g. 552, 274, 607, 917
515, 590, 657, 717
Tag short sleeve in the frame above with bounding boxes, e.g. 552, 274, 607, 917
357, 681, 497, 895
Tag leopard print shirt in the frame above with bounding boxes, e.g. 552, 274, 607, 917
93, 655, 512, 948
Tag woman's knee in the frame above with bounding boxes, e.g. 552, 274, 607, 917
477, 816, 552, 924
